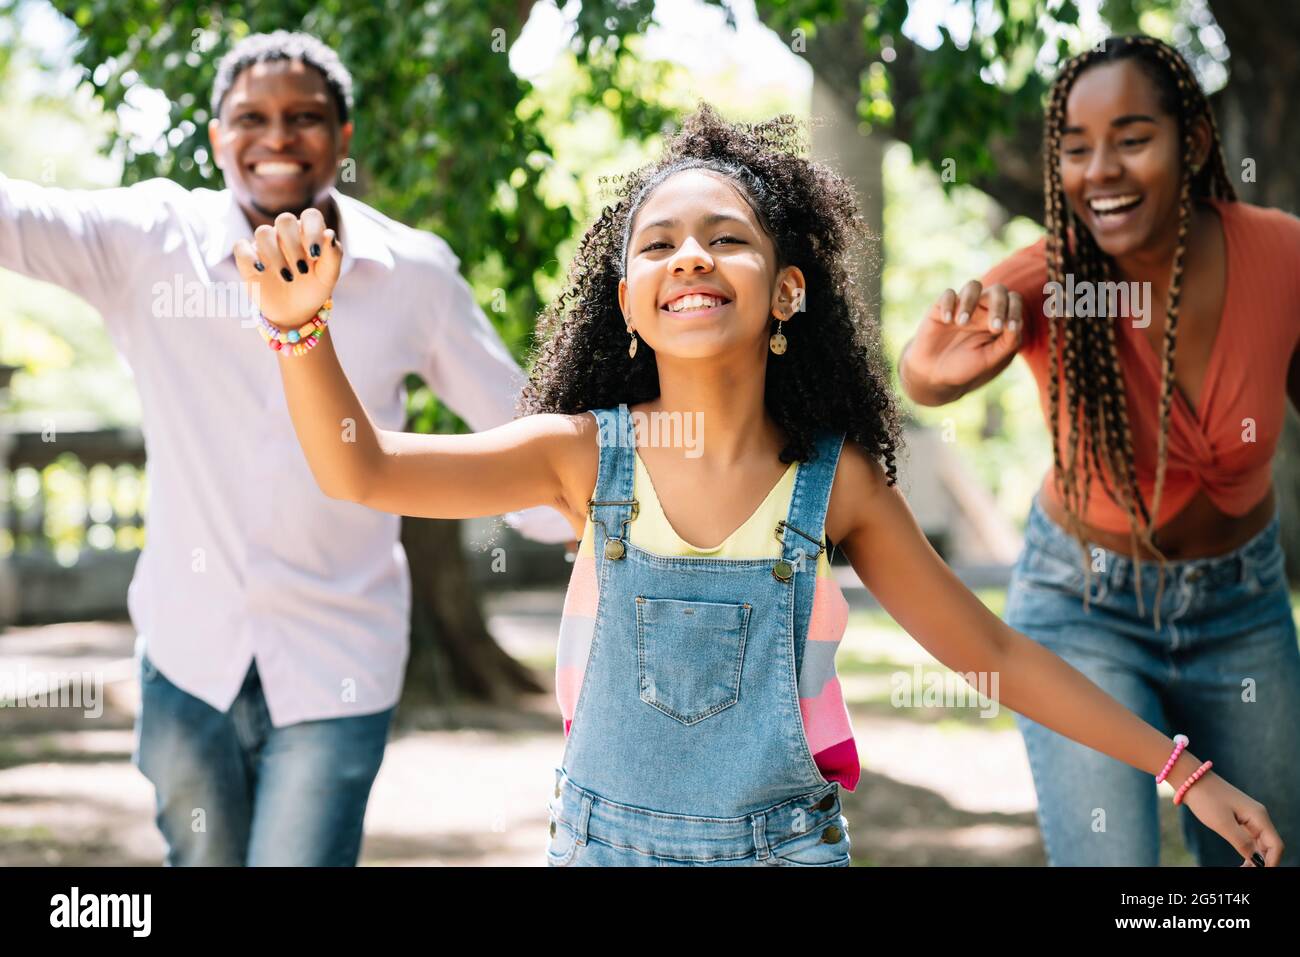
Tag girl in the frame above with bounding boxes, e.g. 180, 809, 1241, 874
233, 105, 1282, 867
900, 36, 1300, 865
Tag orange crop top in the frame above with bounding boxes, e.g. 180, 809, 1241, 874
928, 198, 1300, 533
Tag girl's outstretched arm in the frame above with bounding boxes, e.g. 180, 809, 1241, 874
232, 208, 577, 524
832, 441, 1283, 865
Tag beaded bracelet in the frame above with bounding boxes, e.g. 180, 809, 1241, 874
1173, 760, 1213, 806
258, 299, 333, 357
1156, 733, 1189, 784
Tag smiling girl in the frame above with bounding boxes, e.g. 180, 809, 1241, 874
233, 104, 1282, 867
899, 36, 1300, 865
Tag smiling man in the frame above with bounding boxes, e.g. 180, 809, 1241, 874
0, 31, 572, 865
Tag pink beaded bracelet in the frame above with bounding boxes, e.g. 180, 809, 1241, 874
1173, 760, 1213, 806
1156, 733, 1189, 784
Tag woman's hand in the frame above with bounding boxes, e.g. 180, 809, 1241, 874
233, 208, 342, 328
1181, 772, 1284, 866
901, 280, 1024, 404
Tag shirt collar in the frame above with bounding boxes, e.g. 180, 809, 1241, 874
204, 187, 396, 274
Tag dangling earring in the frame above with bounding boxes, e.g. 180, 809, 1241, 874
627, 327, 638, 358
769, 311, 787, 355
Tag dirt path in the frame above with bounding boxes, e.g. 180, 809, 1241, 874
0, 593, 1195, 866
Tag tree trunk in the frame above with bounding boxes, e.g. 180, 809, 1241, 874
1209, 0, 1300, 577
398, 516, 545, 721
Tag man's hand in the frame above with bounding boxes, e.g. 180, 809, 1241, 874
233, 208, 342, 327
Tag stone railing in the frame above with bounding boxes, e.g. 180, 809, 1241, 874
0, 416, 146, 626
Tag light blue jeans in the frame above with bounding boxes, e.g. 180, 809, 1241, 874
132, 654, 394, 866
1006, 493, 1300, 866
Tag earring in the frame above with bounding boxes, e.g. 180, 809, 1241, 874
769, 312, 787, 355
628, 327, 638, 358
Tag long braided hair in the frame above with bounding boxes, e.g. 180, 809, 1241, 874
1043, 35, 1236, 627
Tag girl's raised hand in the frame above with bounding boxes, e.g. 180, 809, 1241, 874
907, 280, 1024, 397
233, 208, 342, 328
1180, 772, 1284, 866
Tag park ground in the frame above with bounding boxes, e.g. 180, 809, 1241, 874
0, 584, 1204, 866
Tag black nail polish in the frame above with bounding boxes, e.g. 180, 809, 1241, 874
331, 236, 339, 249
254, 260, 266, 272
1252, 852, 1266, 867
280, 267, 294, 282
309, 243, 321, 258
296, 259, 308, 274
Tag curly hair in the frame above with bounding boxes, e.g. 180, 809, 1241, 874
517, 104, 903, 487
1042, 35, 1236, 627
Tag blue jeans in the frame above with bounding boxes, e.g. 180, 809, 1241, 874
132, 654, 394, 866
1006, 493, 1300, 866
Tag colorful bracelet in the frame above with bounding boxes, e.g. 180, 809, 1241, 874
1156, 733, 1189, 784
1173, 760, 1213, 806
258, 299, 333, 356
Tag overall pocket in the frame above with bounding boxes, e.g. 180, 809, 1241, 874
635, 596, 751, 725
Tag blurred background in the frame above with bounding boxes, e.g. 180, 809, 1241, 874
1, 0, 1296, 865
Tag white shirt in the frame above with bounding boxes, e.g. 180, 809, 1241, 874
0, 173, 573, 726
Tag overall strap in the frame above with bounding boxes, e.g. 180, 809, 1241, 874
777, 429, 847, 675
586, 403, 639, 562
777, 429, 846, 570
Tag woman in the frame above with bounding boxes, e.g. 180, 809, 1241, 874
899, 35, 1300, 865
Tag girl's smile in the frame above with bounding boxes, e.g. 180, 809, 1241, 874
619, 169, 800, 360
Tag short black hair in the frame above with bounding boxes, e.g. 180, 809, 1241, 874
211, 30, 354, 123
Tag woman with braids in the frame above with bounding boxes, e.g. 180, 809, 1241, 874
900, 35, 1300, 866
231, 103, 1281, 866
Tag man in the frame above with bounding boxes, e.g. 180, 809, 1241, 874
0, 30, 572, 865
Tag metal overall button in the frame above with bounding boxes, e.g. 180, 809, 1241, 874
821, 824, 843, 844
588, 498, 639, 561
772, 560, 793, 581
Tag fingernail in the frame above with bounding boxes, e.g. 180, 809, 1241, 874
254, 261, 266, 273
1009, 319, 1020, 333
296, 259, 308, 274
1252, 852, 1266, 867
309, 243, 321, 258
957, 311, 970, 326
280, 267, 294, 282
942, 310, 953, 324
990, 317, 1002, 332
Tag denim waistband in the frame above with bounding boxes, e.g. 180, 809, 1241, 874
1024, 492, 1282, 592
550, 768, 842, 863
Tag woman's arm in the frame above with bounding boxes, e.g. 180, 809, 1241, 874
232, 208, 577, 523
832, 442, 1283, 864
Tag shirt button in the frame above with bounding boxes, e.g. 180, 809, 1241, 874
820, 824, 843, 844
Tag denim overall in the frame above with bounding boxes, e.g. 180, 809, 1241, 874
546, 403, 853, 866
